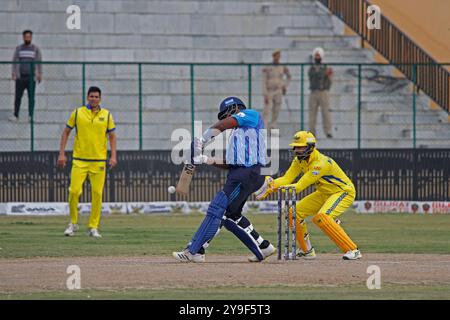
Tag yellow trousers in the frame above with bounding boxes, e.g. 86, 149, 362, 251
68, 160, 106, 229
296, 190, 355, 237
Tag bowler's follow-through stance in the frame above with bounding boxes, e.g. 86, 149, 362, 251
254, 131, 362, 260
173, 97, 276, 262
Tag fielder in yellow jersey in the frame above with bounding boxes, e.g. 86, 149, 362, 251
57, 86, 117, 238
254, 131, 362, 260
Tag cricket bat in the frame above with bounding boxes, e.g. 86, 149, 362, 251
175, 163, 196, 196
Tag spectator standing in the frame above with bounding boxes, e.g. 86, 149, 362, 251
10, 30, 42, 123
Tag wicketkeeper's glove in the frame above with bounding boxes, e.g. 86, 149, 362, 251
253, 176, 275, 200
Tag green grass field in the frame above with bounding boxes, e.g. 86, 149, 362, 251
1, 212, 450, 300
1, 212, 449, 258
4, 284, 450, 300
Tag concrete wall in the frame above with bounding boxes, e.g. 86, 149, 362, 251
0, 0, 448, 151
370, 0, 450, 64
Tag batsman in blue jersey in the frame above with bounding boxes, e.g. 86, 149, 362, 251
173, 97, 276, 262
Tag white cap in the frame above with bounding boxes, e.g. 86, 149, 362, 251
312, 47, 324, 58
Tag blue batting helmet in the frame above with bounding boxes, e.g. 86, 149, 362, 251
217, 96, 246, 120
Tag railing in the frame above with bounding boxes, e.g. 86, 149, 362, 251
0, 61, 449, 152
318, 0, 450, 113
0, 149, 448, 202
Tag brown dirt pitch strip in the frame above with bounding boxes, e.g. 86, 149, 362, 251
1, 253, 450, 297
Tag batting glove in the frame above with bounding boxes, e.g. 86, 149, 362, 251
192, 154, 213, 165
190, 137, 205, 163
193, 137, 204, 152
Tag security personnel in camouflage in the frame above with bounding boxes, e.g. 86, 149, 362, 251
308, 47, 333, 138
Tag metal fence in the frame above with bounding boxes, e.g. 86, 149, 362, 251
0, 61, 449, 152
1, 149, 448, 202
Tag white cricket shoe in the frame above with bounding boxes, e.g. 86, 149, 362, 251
88, 228, 102, 238
343, 249, 362, 260
297, 247, 317, 260
287, 247, 316, 260
172, 249, 205, 263
8, 115, 18, 122
248, 243, 277, 262
64, 223, 79, 236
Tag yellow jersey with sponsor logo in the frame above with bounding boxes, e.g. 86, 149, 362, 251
274, 148, 355, 195
66, 105, 116, 162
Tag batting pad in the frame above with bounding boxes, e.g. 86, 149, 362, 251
312, 213, 357, 252
189, 191, 228, 254
224, 216, 264, 261
288, 208, 311, 253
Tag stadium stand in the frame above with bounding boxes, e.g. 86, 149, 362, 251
0, 0, 448, 151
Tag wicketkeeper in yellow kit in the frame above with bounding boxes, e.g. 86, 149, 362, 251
254, 131, 362, 260
57, 86, 117, 238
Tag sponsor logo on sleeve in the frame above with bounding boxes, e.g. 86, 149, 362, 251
312, 165, 321, 175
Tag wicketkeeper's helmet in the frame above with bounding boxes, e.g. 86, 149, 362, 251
289, 131, 316, 160
218, 96, 246, 120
